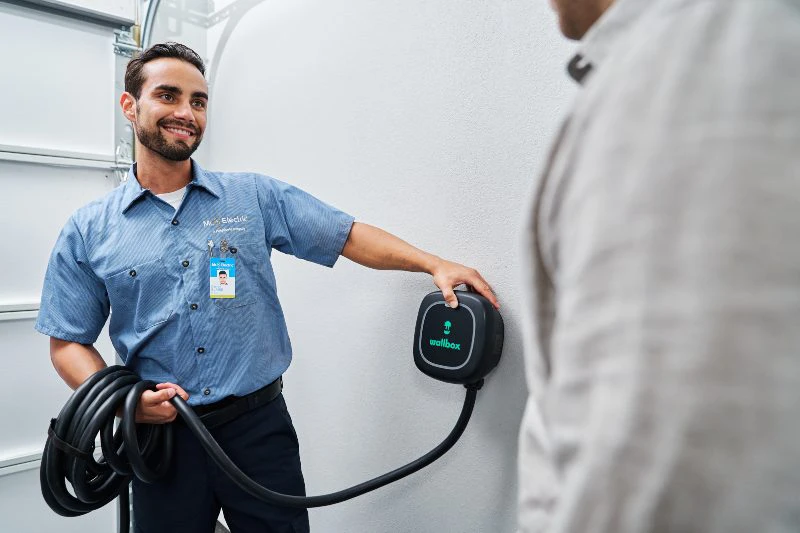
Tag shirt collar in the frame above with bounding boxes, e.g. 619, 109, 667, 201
120, 159, 221, 213
567, 0, 651, 84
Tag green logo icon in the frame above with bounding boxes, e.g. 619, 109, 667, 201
428, 320, 460, 351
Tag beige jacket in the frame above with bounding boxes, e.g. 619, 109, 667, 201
520, 1, 800, 531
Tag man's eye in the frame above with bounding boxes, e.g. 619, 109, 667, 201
160, 94, 174, 102
192, 100, 207, 109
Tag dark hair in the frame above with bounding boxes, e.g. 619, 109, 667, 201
125, 42, 205, 99
218, 270, 227, 276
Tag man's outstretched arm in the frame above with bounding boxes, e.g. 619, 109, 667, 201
341, 222, 499, 309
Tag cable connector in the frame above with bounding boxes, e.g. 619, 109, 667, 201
464, 379, 484, 391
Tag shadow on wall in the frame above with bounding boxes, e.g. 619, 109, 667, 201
207, 0, 266, 89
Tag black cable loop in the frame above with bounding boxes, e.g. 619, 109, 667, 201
41, 365, 479, 533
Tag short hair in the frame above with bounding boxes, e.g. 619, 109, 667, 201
125, 42, 205, 99
218, 271, 227, 276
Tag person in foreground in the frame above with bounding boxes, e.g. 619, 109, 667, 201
35, 42, 498, 533
519, 0, 800, 532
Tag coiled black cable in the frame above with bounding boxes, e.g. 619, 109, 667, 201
41, 365, 481, 532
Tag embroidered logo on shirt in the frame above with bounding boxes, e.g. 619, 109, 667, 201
202, 215, 249, 227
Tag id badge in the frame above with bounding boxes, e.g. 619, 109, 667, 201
210, 258, 236, 298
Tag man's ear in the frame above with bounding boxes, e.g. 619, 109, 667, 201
120, 92, 137, 122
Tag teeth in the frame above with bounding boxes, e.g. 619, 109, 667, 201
166, 127, 192, 136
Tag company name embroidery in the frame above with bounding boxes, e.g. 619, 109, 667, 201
203, 215, 248, 227
429, 338, 461, 351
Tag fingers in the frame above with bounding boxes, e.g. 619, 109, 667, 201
135, 406, 177, 424
161, 406, 178, 423
156, 382, 189, 401
134, 382, 189, 424
440, 286, 459, 308
468, 272, 500, 310
433, 262, 500, 310
141, 388, 176, 406
136, 390, 178, 424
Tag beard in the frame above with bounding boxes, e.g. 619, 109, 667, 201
135, 112, 203, 161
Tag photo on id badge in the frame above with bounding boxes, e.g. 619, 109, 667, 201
210, 258, 236, 298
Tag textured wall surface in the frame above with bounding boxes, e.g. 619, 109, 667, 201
202, 1, 576, 531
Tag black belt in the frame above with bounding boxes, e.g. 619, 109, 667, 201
192, 376, 283, 429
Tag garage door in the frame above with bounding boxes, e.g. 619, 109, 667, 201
0, 1, 135, 531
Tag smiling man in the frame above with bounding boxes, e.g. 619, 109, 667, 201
520, 1, 800, 532
36, 42, 498, 533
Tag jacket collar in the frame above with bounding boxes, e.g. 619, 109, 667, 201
567, 0, 651, 84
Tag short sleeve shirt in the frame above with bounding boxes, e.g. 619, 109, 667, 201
36, 161, 354, 405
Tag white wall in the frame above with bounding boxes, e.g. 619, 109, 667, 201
201, 1, 576, 531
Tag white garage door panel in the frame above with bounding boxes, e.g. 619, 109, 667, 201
0, 160, 116, 307
0, 2, 116, 157
0, 467, 116, 532
25, 0, 135, 23
0, 316, 115, 459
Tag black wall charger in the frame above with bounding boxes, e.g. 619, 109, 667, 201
414, 289, 504, 384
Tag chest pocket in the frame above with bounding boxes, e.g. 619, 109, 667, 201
213, 243, 259, 310
105, 257, 177, 332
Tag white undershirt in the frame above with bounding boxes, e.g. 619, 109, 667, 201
155, 186, 187, 212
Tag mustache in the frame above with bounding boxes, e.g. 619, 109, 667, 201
157, 119, 198, 134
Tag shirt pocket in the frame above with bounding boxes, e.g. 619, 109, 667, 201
105, 257, 177, 332
213, 243, 259, 310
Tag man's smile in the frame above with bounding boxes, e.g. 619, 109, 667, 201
161, 123, 196, 140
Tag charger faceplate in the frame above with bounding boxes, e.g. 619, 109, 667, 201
413, 290, 503, 384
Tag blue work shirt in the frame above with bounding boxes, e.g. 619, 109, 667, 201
36, 161, 354, 405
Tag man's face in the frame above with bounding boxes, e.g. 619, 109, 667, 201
219, 272, 227, 285
549, 0, 614, 40
124, 58, 208, 161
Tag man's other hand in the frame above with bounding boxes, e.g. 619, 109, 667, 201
135, 382, 190, 424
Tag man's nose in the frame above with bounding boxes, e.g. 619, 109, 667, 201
172, 100, 195, 121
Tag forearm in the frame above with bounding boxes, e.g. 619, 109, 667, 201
341, 221, 499, 309
50, 337, 107, 390
341, 222, 442, 273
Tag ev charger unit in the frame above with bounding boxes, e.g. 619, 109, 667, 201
41, 290, 503, 533
414, 290, 504, 384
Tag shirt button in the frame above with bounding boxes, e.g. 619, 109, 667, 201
129, 269, 137, 277
197, 347, 205, 354
190, 303, 198, 310
230, 247, 237, 254
203, 388, 211, 396
182, 260, 190, 268
171, 219, 179, 226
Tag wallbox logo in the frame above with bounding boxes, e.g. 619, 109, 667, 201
429, 338, 461, 351
443, 321, 452, 335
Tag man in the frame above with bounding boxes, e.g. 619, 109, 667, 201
520, 1, 800, 532
36, 42, 498, 533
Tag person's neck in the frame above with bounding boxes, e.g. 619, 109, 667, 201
134, 142, 193, 194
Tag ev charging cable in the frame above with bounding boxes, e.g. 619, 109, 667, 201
41, 366, 481, 533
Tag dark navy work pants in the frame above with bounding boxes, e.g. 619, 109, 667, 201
132, 393, 310, 533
